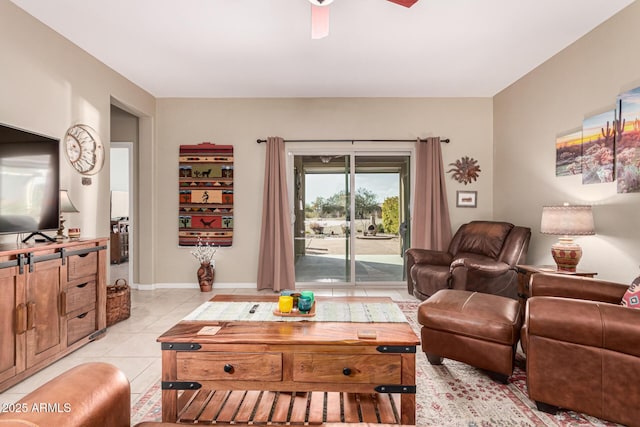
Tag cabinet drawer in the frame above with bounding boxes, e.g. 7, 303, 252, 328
67, 251, 98, 281
64, 281, 96, 314
67, 309, 96, 345
176, 352, 282, 381
293, 353, 402, 384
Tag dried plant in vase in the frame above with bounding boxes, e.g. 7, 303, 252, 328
190, 238, 217, 292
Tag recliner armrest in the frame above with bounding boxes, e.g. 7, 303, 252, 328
405, 248, 452, 266
450, 257, 512, 277
529, 273, 627, 303
526, 296, 640, 358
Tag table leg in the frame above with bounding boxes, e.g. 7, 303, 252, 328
400, 352, 416, 425
161, 350, 177, 422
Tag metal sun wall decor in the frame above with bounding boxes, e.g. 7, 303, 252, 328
448, 156, 481, 185
556, 84, 640, 194
178, 143, 234, 247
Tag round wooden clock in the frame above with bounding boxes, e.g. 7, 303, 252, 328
63, 124, 104, 175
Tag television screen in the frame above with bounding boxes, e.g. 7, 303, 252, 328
0, 123, 60, 236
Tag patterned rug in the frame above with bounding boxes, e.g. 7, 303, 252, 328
131, 301, 620, 426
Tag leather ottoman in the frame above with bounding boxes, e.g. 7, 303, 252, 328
417, 289, 523, 383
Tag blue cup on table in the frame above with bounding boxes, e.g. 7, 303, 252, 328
298, 295, 313, 313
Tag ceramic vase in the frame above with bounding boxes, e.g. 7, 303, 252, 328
197, 262, 214, 292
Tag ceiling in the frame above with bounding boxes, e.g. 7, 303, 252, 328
10, 0, 636, 98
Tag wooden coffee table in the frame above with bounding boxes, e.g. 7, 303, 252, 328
158, 295, 419, 425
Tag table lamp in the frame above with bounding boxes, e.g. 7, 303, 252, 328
540, 204, 595, 272
56, 190, 79, 240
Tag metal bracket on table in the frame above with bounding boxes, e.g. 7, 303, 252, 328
161, 342, 202, 351
376, 345, 416, 354
374, 385, 416, 394
162, 381, 202, 390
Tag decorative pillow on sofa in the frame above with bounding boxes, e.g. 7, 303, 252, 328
621, 276, 640, 309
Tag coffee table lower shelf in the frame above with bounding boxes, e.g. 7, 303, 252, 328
175, 388, 402, 425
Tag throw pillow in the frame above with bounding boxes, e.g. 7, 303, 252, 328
621, 276, 640, 309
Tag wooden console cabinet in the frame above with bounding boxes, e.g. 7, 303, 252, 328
0, 238, 108, 392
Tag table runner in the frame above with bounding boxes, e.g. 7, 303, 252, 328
182, 301, 408, 323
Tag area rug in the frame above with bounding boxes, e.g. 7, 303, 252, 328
132, 301, 619, 426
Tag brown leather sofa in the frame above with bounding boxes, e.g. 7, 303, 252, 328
522, 273, 640, 427
0, 362, 130, 427
406, 221, 531, 300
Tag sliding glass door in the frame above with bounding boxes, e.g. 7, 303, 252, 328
293, 155, 350, 282
353, 155, 409, 283
292, 152, 410, 285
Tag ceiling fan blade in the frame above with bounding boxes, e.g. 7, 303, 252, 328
386, 0, 420, 7
311, 5, 330, 39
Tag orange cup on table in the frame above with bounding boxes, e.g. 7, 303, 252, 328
278, 296, 294, 313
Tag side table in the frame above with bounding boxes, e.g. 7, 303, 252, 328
516, 264, 597, 308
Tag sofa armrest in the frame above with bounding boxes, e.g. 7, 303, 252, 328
525, 296, 640, 357
529, 273, 627, 304
0, 363, 130, 427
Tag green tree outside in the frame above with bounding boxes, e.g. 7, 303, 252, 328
382, 196, 399, 234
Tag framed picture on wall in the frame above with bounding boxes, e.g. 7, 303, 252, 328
456, 190, 477, 208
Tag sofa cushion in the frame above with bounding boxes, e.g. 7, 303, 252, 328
455, 221, 513, 259
620, 275, 640, 309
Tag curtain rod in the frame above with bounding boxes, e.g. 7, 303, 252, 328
256, 138, 450, 144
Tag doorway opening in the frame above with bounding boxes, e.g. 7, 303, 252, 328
292, 153, 410, 285
109, 143, 133, 286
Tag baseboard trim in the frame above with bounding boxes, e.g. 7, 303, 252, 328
130, 282, 256, 291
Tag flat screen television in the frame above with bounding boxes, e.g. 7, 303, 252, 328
0, 123, 60, 241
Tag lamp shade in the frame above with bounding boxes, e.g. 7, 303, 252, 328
540, 205, 594, 236
60, 190, 79, 213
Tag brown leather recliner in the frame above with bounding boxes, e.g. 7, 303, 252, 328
406, 221, 531, 301
521, 273, 640, 427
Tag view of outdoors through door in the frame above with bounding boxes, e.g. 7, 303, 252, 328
293, 154, 410, 284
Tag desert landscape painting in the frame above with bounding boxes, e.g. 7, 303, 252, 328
582, 110, 616, 184
555, 129, 582, 176
616, 86, 640, 193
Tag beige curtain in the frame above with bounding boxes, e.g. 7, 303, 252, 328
257, 137, 296, 291
411, 137, 452, 250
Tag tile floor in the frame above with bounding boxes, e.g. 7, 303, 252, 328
0, 285, 415, 409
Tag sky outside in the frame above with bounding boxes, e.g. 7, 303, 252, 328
305, 173, 399, 204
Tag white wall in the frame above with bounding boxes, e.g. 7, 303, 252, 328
155, 98, 494, 284
0, 1, 155, 251
494, 1, 640, 282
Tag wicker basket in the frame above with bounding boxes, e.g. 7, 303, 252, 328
106, 278, 131, 326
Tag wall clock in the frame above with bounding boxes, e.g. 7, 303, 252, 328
63, 124, 104, 175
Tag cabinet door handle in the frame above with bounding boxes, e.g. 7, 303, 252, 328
15, 303, 27, 334
26, 302, 36, 331
342, 367, 352, 376
223, 364, 234, 373
77, 282, 88, 288
59, 291, 67, 315
77, 312, 88, 319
